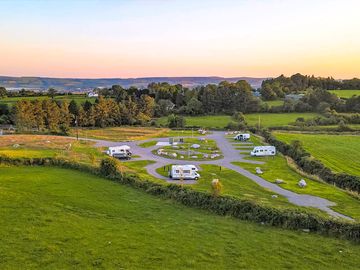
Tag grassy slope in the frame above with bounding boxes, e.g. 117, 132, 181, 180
156, 113, 319, 129
274, 132, 360, 176
1, 166, 360, 269
329, 90, 360, 98
233, 155, 360, 220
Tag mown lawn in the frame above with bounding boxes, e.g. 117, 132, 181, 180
233, 154, 360, 221
1, 166, 360, 269
156, 164, 311, 212
329, 90, 360, 98
274, 132, 360, 176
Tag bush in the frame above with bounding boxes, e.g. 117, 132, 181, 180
100, 158, 118, 177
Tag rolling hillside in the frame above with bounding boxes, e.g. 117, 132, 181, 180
0, 76, 266, 91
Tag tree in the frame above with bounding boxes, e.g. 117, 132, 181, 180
186, 97, 203, 115
167, 114, 185, 128
59, 101, 71, 134
14, 100, 36, 131
0, 87, 7, 98
69, 100, 79, 116
47, 88, 57, 99
42, 100, 61, 132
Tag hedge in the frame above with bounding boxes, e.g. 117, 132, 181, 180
260, 130, 360, 193
1, 156, 359, 242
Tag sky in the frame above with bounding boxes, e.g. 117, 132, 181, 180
0, 0, 359, 79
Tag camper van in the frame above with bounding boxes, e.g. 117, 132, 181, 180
169, 165, 200, 180
234, 133, 250, 141
106, 145, 132, 160
250, 146, 276, 157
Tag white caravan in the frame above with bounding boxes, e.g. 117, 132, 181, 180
234, 133, 250, 141
106, 145, 132, 159
250, 146, 276, 157
169, 165, 200, 180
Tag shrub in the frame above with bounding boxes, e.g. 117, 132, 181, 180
100, 158, 118, 177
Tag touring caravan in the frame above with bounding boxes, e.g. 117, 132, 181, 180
234, 133, 250, 141
106, 145, 132, 160
169, 165, 200, 180
250, 146, 276, 157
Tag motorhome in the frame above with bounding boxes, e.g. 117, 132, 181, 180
169, 165, 200, 180
234, 133, 250, 141
250, 146, 276, 157
106, 145, 132, 160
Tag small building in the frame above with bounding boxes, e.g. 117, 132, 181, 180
87, 92, 99, 98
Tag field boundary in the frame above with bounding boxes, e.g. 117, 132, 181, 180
1, 155, 359, 243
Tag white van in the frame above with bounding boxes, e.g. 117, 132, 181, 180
234, 133, 250, 141
250, 146, 276, 157
169, 165, 200, 180
106, 145, 132, 159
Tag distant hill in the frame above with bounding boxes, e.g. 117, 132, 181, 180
0, 76, 267, 91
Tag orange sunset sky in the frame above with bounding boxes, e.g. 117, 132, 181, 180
1, 0, 359, 79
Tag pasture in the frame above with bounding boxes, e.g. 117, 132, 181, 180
329, 90, 360, 98
0, 94, 95, 107
1, 166, 360, 269
157, 113, 319, 129
274, 132, 360, 176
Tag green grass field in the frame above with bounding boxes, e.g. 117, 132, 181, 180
156, 164, 313, 212
1, 166, 360, 269
156, 113, 319, 129
234, 154, 360, 220
274, 132, 360, 176
245, 113, 319, 128
329, 90, 360, 98
0, 94, 95, 107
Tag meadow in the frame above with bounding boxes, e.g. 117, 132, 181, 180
157, 113, 319, 129
329, 90, 360, 98
1, 166, 360, 269
0, 94, 95, 107
274, 132, 360, 176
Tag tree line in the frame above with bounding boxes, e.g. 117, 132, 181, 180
10, 94, 155, 133
260, 73, 360, 100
